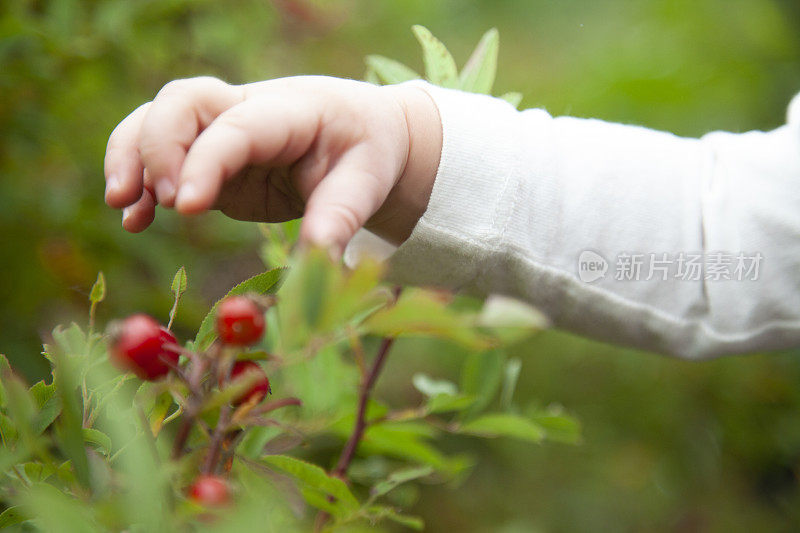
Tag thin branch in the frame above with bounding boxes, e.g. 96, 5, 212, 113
331, 334, 395, 479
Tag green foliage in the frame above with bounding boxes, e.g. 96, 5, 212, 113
0, 238, 560, 530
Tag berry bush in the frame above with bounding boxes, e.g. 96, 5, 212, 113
0, 28, 578, 532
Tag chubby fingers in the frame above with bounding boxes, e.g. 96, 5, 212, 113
174, 93, 319, 214
105, 102, 150, 209
136, 77, 244, 207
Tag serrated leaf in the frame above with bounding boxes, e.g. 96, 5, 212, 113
412, 25, 458, 88
195, 268, 284, 349
0, 506, 27, 528
365, 55, 420, 84
51, 323, 87, 358
82, 428, 112, 455
412, 373, 457, 397
260, 455, 359, 514
458, 27, 499, 94
459, 413, 544, 443
370, 465, 433, 501
499, 91, 523, 108
170, 266, 188, 297
89, 271, 106, 304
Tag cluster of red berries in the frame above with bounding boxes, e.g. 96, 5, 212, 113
108, 295, 273, 508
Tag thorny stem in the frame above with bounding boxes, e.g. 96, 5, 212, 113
315, 286, 402, 531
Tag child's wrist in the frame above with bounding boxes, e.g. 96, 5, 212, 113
365, 84, 442, 246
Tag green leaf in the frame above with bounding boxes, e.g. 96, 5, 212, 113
52, 353, 90, 488
82, 428, 112, 455
412, 25, 458, 88
478, 295, 548, 345
0, 506, 27, 528
51, 323, 88, 358
500, 357, 522, 410
460, 349, 506, 419
499, 92, 523, 108
170, 266, 188, 297
260, 455, 359, 515
370, 465, 433, 501
31, 394, 62, 436
530, 406, 582, 444
458, 27, 499, 94
89, 271, 106, 304
195, 268, 284, 349
365, 55, 421, 84
459, 413, 544, 443
426, 393, 475, 414
368, 505, 424, 530
18, 483, 96, 533
412, 373, 457, 397
28, 380, 55, 409
363, 289, 493, 349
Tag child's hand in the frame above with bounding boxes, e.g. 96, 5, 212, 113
103, 76, 441, 253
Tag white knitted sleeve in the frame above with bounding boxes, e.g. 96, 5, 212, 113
345, 82, 800, 358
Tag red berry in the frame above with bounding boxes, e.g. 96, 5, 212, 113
189, 475, 230, 507
216, 296, 265, 346
228, 360, 271, 405
109, 314, 180, 380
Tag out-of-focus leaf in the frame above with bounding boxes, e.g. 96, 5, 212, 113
478, 295, 548, 344
459, 413, 544, 443
412, 25, 458, 88
363, 289, 493, 349
458, 27, 499, 94
426, 394, 475, 414
147, 391, 174, 436
460, 349, 506, 419
359, 423, 468, 475
365, 55, 420, 84
500, 357, 522, 410
0, 505, 27, 528
52, 352, 90, 488
18, 483, 96, 533
530, 405, 582, 444
367, 505, 424, 530
364, 66, 381, 85
22, 462, 56, 483
281, 344, 358, 418
260, 455, 359, 515
170, 266, 188, 297
370, 465, 433, 501
321, 256, 385, 331
82, 428, 112, 455
89, 271, 105, 304
195, 268, 284, 349
412, 373, 457, 397
0, 354, 11, 407
51, 323, 88, 358
31, 394, 61, 436
499, 92, 523, 108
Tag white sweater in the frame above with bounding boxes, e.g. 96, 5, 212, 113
346, 82, 800, 359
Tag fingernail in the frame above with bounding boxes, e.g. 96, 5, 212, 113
105, 174, 120, 199
155, 181, 176, 205
122, 206, 132, 224
175, 183, 198, 210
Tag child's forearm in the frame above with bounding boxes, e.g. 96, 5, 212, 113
350, 84, 800, 358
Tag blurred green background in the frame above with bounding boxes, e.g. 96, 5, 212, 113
2, 0, 799, 530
